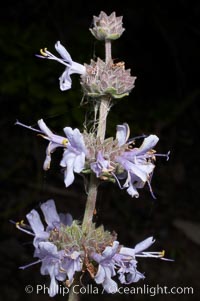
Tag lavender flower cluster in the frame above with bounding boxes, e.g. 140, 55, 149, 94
18, 200, 169, 297
16, 118, 169, 198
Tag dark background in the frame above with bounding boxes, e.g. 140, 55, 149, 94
0, 0, 200, 300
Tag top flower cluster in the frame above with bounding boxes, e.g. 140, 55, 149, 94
37, 12, 135, 95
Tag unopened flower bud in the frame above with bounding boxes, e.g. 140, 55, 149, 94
90, 11, 125, 41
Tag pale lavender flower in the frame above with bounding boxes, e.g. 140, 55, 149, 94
116, 254, 144, 285
15, 120, 87, 187
61, 250, 82, 285
21, 199, 72, 248
26, 209, 49, 248
34, 242, 66, 297
15, 119, 68, 171
91, 236, 170, 293
115, 124, 160, 198
115, 236, 172, 285
90, 151, 111, 177
35, 244, 82, 296
60, 127, 86, 187
37, 119, 69, 170
91, 241, 119, 293
85, 122, 168, 198
17, 200, 74, 297
116, 236, 155, 284
40, 198, 73, 230
18, 199, 72, 251
37, 41, 86, 91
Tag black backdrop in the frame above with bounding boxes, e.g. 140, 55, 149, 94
0, 0, 200, 300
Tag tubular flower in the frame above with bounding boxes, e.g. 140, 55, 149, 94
37, 41, 86, 91
37, 119, 69, 170
17, 199, 73, 297
15, 200, 171, 297
89, 11, 125, 41
84, 123, 169, 198
81, 58, 136, 99
115, 125, 159, 198
15, 120, 86, 187
60, 127, 87, 187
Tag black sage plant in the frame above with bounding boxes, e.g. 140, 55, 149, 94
14, 11, 172, 299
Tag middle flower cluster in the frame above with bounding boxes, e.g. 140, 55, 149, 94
17, 119, 164, 198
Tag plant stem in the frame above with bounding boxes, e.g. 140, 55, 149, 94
96, 39, 112, 142
96, 97, 110, 142
105, 39, 112, 63
82, 174, 98, 234
82, 39, 112, 234
68, 286, 79, 301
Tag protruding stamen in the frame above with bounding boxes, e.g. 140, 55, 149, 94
15, 120, 43, 134
19, 259, 41, 270
154, 151, 170, 161
15, 220, 35, 236
160, 250, 165, 257
40, 47, 48, 57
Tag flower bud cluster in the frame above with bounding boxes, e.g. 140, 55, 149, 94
81, 58, 136, 99
89, 11, 125, 41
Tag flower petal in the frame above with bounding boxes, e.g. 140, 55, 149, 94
94, 265, 105, 284
26, 210, 45, 236
73, 153, 85, 173
102, 241, 119, 259
70, 61, 86, 75
60, 150, 77, 187
134, 237, 155, 254
63, 127, 86, 152
55, 41, 72, 63
135, 135, 159, 156
38, 119, 53, 137
59, 213, 73, 226
126, 182, 139, 198
116, 123, 130, 146
127, 270, 145, 283
49, 272, 59, 297
59, 69, 72, 91
119, 246, 135, 258
103, 276, 118, 293
37, 241, 58, 259
40, 199, 60, 229
43, 142, 60, 170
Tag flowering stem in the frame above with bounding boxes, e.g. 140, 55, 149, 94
105, 39, 112, 63
96, 97, 110, 142
82, 39, 112, 235
82, 174, 98, 234
96, 39, 112, 142
68, 286, 79, 301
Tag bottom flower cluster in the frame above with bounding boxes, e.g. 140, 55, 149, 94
16, 200, 170, 297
